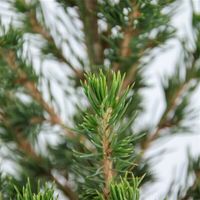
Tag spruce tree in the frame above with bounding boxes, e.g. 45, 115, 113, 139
0, 0, 200, 199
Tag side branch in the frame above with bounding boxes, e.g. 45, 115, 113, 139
78, 0, 103, 66
141, 82, 190, 151
29, 10, 83, 79
113, 2, 141, 89
18, 134, 78, 200
113, 4, 140, 71
4, 50, 75, 138
0, 116, 77, 200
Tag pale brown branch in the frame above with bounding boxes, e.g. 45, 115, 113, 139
4, 50, 75, 138
122, 63, 138, 90
113, 1, 140, 72
29, 10, 83, 79
16, 133, 40, 161
112, 2, 141, 92
16, 132, 78, 200
0, 103, 77, 200
78, 0, 103, 67
101, 108, 113, 199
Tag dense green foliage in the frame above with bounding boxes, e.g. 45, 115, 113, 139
74, 71, 140, 199
0, 0, 200, 199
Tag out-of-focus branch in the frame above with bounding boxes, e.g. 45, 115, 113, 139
112, 1, 141, 90
19, 137, 78, 200
51, 173, 78, 200
141, 82, 190, 151
122, 63, 138, 90
180, 171, 200, 200
78, 0, 103, 67
141, 53, 198, 151
0, 115, 77, 200
113, 2, 140, 71
3, 50, 76, 138
29, 10, 84, 79
18, 135, 78, 200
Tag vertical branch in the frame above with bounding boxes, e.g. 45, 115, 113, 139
113, 1, 141, 90
78, 0, 103, 67
101, 107, 113, 199
113, 1, 140, 71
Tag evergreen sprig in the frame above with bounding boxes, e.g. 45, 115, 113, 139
98, 173, 141, 200
74, 71, 139, 199
0, 0, 200, 199
15, 179, 57, 200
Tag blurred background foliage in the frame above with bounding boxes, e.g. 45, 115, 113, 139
0, 0, 200, 199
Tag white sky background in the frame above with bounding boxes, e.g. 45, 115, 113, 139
1, 0, 200, 199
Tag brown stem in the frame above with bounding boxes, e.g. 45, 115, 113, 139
101, 108, 113, 199
122, 63, 138, 90
78, 0, 103, 67
113, 1, 141, 90
113, 0, 140, 70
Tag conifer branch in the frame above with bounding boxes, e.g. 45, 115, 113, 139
29, 9, 83, 79
50, 173, 78, 200
179, 169, 200, 200
76, 71, 139, 199
0, 115, 77, 200
112, 1, 141, 90
140, 44, 200, 150
113, 1, 140, 72
18, 136, 78, 200
1, 0, 199, 199
2, 50, 76, 138
141, 81, 192, 151
101, 107, 113, 199
18, 135, 78, 200
78, 0, 103, 66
